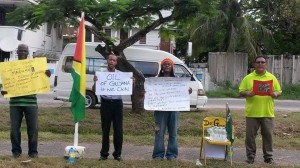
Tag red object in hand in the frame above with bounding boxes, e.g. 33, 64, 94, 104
253, 80, 273, 96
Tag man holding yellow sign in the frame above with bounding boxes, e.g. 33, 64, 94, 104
0, 44, 51, 158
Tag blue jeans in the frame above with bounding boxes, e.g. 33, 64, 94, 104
152, 111, 179, 159
10, 106, 38, 155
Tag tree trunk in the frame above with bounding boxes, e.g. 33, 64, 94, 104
131, 75, 145, 113
115, 51, 146, 113
95, 41, 147, 113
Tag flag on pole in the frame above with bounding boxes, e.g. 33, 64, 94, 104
225, 104, 234, 143
69, 14, 86, 123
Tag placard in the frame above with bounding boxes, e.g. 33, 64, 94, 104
253, 80, 273, 96
144, 77, 190, 111
0, 57, 50, 98
205, 141, 226, 159
95, 71, 133, 95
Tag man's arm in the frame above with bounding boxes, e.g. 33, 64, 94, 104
269, 92, 281, 98
45, 70, 51, 77
1, 90, 8, 96
240, 91, 255, 97
92, 75, 98, 92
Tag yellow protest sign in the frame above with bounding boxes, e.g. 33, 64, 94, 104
0, 57, 50, 98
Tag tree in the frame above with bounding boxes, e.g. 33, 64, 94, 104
244, 0, 300, 55
7, 0, 200, 113
173, 0, 219, 64
190, 0, 274, 61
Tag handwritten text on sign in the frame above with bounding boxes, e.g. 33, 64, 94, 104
95, 72, 133, 95
0, 57, 50, 98
144, 77, 190, 111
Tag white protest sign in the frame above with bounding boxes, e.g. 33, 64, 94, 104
144, 77, 190, 111
95, 71, 133, 95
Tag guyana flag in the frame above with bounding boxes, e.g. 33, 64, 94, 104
69, 15, 86, 123
225, 104, 234, 143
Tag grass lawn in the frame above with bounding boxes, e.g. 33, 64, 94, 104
0, 106, 299, 167
0, 106, 299, 149
0, 156, 257, 168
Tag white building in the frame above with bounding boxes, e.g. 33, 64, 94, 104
0, 0, 63, 62
0, 0, 64, 86
63, 11, 175, 54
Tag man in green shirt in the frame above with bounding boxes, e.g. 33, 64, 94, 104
1, 44, 51, 158
239, 55, 281, 164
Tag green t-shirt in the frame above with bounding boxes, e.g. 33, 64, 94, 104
239, 70, 282, 117
9, 95, 37, 106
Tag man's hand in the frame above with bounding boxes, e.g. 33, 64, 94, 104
188, 87, 192, 94
45, 70, 51, 77
1, 91, 8, 96
132, 77, 135, 86
270, 92, 281, 98
240, 91, 255, 97
93, 75, 98, 82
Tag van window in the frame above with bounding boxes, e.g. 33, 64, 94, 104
86, 57, 106, 74
63, 56, 73, 73
129, 61, 158, 77
62, 56, 106, 74
174, 64, 191, 77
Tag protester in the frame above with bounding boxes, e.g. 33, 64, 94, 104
93, 53, 123, 161
0, 44, 51, 158
239, 55, 282, 164
152, 58, 192, 160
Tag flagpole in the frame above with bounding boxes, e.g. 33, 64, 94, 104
73, 11, 85, 148
226, 103, 228, 115
225, 103, 229, 161
65, 12, 86, 158
74, 122, 79, 147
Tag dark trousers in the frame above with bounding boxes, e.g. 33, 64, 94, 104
245, 117, 274, 160
10, 106, 38, 155
100, 99, 123, 158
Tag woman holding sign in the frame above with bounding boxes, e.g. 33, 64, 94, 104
152, 58, 192, 160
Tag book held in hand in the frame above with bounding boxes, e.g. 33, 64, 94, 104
253, 80, 273, 96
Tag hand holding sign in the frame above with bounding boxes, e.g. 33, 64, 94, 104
0, 57, 50, 98
95, 71, 133, 95
1, 90, 7, 96
144, 77, 190, 111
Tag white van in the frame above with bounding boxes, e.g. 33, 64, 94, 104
53, 43, 207, 109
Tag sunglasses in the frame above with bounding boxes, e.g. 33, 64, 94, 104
162, 63, 172, 66
255, 61, 266, 64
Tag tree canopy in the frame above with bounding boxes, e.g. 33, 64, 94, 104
8, 0, 199, 52
243, 0, 300, 55
7, 0, 200, 112
190, 0, 274, 61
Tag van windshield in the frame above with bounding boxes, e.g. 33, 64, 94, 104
63, 56, 106, 74
174, 64, 192, 78
129, 61, 159, 77
63, 56, 159, 77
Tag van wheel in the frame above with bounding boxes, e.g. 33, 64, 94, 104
85, 91, 97, 109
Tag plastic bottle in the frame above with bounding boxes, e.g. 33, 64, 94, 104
216, 126, 222, 140
221, 127, 227, 141
211, 126, 217, 140
68, 147, 76, 164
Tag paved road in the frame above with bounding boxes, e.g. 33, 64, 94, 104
1, 94, 299, 112
0, 141, 299, 166
206, 98, 300, 112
